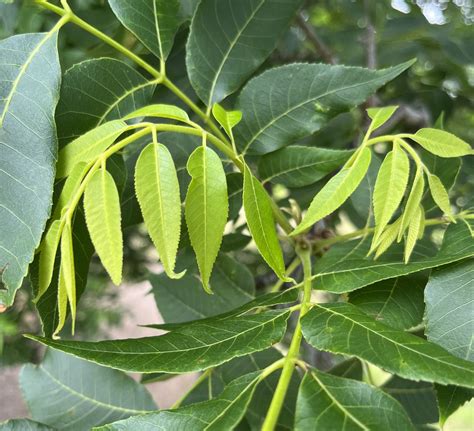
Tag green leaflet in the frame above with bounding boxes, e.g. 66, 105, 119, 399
60, 222, 76, 331
436, 385, 473, 427
109, 0, 181, 61
295, 370, 415, 431
124, 104, 190, 123
94, 372, 261, 431
185, 146, 228, 291
372, 217, 402, 258
366, 105, 399, 131
36, 220, 62, 302
56, 58, 154, 147
84, 168, 123, 285
398, 167, 425, 240
0, 419, 53, 430
410, 128, 473, 157
135, 142, 182, 278
427, 173, 454, 220
53, 253, 68, 339
27, 309, 291, 373
187, 0, 303, 107
258, 146, 353, 188
212, 103, 242, 140
292, 147, 372, 236
236, 60, 414, 154
372, 142, 410, 243
20, 350, 156, 430
0, 32, 61, 308
243, 165, 286, 280
404, 206, 423, 263
301, 303, 474, 388
57, 120, 127, 178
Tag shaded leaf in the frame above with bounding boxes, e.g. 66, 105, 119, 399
0, 420, 52, 431
436, 385, 473, 426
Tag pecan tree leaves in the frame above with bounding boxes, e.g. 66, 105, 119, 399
109, 0, 182, 61
301, 302, 474, 388
187, 0, 303, 107
20, 350, 156, 430
410, 128, 473, 158
27, 310, 291, 373
235, 60, 414, 155
0, 31, 61, 308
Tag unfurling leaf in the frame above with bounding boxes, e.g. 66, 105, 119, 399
53, 267, 68, 339
243, 165, 286, 280
135, 143, 182, 278
57, 120, 126, 178
212, 103, 242, 139
60, 221, 76, 332
372, 217, 402, 259
185, 146, 228, 291
124, 104, 190, 123
292, 147, 372, 236
366, 105, 399, 131
410, 128, 473, 158
84, 167, 123, 285
404, 206, 423, 263
398, 167, 425, 241
373, 141, 410, 244
427, 173, 455, 221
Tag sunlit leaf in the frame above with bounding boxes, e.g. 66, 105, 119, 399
411, 128, 473, 158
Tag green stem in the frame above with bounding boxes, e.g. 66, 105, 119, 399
262, 245, 312, 431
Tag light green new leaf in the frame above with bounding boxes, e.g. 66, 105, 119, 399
236, 60, 414, 154
20, 350, 156, 430
258, 146, 353, 188
427, 173, 454, 220
36, 220, 62, 302
295, 370, 415, 431
84, 168, 123, 285
243, 165, 286, 280
53, 266, 68, 339
212, 103, 242, 139
367, 105, 399, 131
0, 31, 61, 308
301, 303, 474, 388
27, 309, 291, 373
60, 222, 76, 329
373, 142, 410, 243
187, 0, 303, 107
185, 146, 228, 291
410, 128, 473, 158
292, 147, 372, 236
109, 0, 181, 61
135, 143, 182, 278
404, 206, 423, 263
57, 120, 126, 178
95, 372, 261, 431
398, 167, 425, 240
372, 217, 402, 258
124, 104, 190, 123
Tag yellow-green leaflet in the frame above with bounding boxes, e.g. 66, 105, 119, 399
405, 206, 423, 263
135, 143, 183, 279
124, 104, 190, 123
185, 146, 228, 292
60, 222, 76, 332
243, 165, 286, 280
212, 103, 242, 138
410, 128, 473, 158
398, 168, 425, 241
373, 142, 410, 244
427, 173, 455, 221
51, 162, 88, 221
292, 147, 372, 236
36, 220, 62, 302
366, 105, 398, 131
56, 120, 126, 178
84, 168, 123, 285
52, 266, 68, 339
373, 217, 403, 259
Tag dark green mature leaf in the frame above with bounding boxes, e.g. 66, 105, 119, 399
95, 372, 261, 431
236, 60, 414, 154
109, 0, 181, 61
258, 146, 353, 188
435, 385, 473, 426
28, 310, 290, 373
56, 58, 155, 146
150, 253, 255, 323
311, 221, 474, 293
301, 303, 474, 388
0, 31, 61, 308
20, 350, 156, 430
186, 0, 303, 107
0, 420, 52, 431
328, 358, 363, 381
425, 260, 474, 361
227, 172, 243, 220
295, 370, 415, 431
383, 376, 439, 426
349, 275, 426, 330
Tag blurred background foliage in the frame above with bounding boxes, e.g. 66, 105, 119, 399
0, 0, 472, 373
